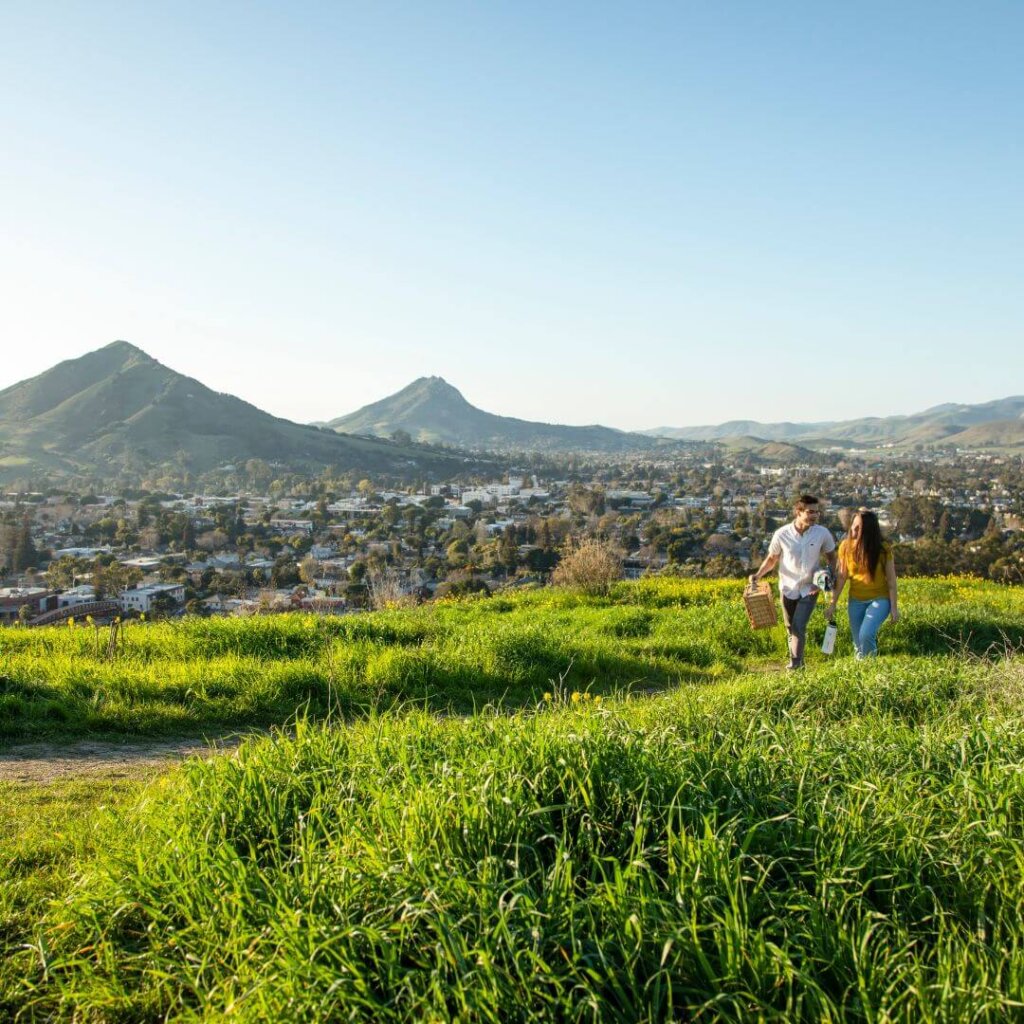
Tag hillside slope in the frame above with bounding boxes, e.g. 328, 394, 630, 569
325, 376, 677, 453
0, 342, 488, 480
5, 578, 1024, 1022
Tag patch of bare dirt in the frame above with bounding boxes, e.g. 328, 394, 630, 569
0, 735, 250, 784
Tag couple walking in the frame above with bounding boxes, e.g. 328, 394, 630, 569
749, 495, 900, 669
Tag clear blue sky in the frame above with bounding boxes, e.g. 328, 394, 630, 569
1, 2, 1021, 430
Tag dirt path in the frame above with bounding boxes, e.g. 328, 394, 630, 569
0, 735, 251, 784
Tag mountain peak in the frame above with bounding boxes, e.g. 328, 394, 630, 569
325, 376, 658, 453
409, 375, 463, 396
98, 339, 158, 367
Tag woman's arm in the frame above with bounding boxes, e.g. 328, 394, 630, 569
827, 566, 847, 618
885, 552, 899, 622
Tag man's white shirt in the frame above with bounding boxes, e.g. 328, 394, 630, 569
767, 522, 836, 599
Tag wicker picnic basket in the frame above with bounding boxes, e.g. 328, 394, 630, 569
743, 580, 778, 630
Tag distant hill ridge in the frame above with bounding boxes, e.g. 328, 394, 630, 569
0, 342, 488, 481
325, 376, 677, 454
645, 395, 1024, 448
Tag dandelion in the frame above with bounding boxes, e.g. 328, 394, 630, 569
571, 692, 582, 704
67, 617, 75, 628
139, 613, 145, 622
594, 696, 603, 706
543, 692, 553, 702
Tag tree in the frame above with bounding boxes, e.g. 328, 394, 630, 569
11, 517, 38, 572
499, 526, 519, 572
270, 557, 300, 589
149, 591, 179, 619
245, 459, 273, 489
94, 562, 142, 600
568, 486, 605, 517
299, 555, 320, 585
46, 556, 85, 591
446, 539, 469, 566
115, 517, 135, 548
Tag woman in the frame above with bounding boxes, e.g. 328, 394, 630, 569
826, 508, 899, 657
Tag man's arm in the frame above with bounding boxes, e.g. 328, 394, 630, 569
749, 552, 779, 586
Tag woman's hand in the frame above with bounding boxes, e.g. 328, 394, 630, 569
890, 607, 900, 624
826, 601, 837, 619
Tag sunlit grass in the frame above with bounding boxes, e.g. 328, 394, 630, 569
3, 577, 1021, 741
24, 656, 1024, 1022
3, 577, 1024, 1020
0, 777, 145, 1019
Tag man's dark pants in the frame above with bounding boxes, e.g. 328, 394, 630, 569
781, 593, 819, 669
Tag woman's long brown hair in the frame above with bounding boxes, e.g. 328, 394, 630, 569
849, 509, 883, 577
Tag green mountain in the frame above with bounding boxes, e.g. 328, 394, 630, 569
646, 395, 1024, 449
325, 376, 676, 454
0, 342, 488, 481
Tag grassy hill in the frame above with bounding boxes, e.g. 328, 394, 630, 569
325, 376, 680, 454
0, 342, 491, 481
939, 419, 1024, 448
715, 435, 820, 461
3, 577, 1024, 1020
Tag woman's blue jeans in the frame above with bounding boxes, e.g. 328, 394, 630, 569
847, 597, 891, 657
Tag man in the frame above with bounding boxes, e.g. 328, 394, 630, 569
749, 495, 837, 669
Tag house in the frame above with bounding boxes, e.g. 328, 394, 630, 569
58, 585, 98, 609
118, 583, 186, 614
269, 519, 314, 534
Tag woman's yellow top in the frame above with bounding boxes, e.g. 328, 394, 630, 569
839, 540, 891, 600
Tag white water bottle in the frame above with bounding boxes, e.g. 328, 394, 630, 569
821, 619, 837, 655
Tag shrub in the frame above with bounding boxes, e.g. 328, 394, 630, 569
551, 538, 623, 595
366, 566, 417, 611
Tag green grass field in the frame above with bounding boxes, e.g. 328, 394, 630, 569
3, 577, 1024, 1021
2, 577, 1021, 742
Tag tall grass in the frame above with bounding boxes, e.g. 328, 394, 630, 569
3, 578, 1020, 740
28, 656, 1024, 1022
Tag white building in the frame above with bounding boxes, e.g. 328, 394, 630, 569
58, 585, 98, 608
118, 583, 186, 614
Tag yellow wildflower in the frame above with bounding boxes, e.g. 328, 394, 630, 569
67, 617, 75, 628
543, 692, 553, 702
571, 692, 582, 704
